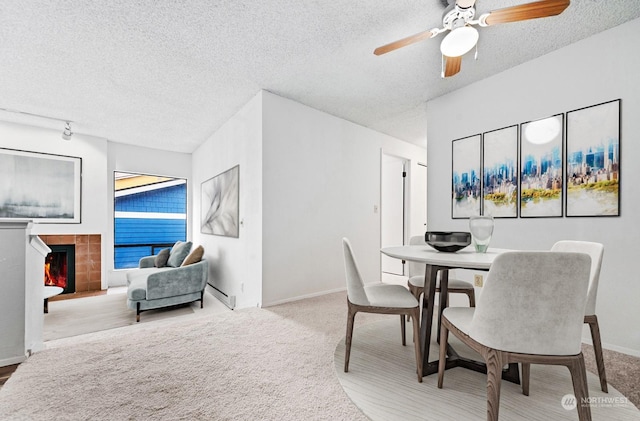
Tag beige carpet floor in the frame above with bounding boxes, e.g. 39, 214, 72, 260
43, 287, 228, 341
1, 291, 638, 420
0, 292, 379, 421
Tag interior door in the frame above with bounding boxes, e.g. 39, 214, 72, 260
381, 153, 406, 275
412, 163, 428, 235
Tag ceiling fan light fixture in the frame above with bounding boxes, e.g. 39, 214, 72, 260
440, 26, 479, 57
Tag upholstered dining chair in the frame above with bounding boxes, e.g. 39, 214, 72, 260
407, 235, 476, 307
342, 238, 422, 382
437, 251, 593, 421
549, 240, 607, 393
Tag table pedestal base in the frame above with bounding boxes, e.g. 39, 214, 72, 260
422, 347, 520, 384
418, 264, 520, 384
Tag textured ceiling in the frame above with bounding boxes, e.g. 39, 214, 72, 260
0, 1, 638, 153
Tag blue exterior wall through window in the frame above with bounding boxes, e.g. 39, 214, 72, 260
114, 182, 187, 269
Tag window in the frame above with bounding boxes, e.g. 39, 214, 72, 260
114, 172, 187, 269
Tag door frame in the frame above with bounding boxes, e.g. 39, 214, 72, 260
380, 150, 409, 276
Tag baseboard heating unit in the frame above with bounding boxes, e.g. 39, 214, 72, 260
208, 283, 236, 310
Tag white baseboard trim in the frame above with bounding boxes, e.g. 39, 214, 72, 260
0, 355, 26, 367
264, 289, 640, 358
262, 286, 347, 308
582, 335, 640, 358
604, 344, 640, 358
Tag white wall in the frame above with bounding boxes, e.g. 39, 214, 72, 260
106, 142, 192, 286
427, 18, 640, 355
262, 91, 426, 306
191, 92, 263, 309
191, 91, 425, 308
0, 121, 194, 288
0, 92, 426, 311
0, 121, 110, 288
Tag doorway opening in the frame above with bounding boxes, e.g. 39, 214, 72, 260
381, 153, 408, 276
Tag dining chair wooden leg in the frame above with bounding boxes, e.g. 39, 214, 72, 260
467, 289, 476, 307
437, 319, 449, 388
410, 307, 423, 383
521, 363, 530, 396
400, 314, 406, 346
485, 348, 504, 421
406, 284, 422, 322
568, 353, 592, 421
344, 303, 357, 373
585, 315, 608, 393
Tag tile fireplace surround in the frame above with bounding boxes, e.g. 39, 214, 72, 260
40, 234, 102, 294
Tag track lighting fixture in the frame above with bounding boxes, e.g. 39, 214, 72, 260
0, 106, 75, 140
62, 122, 73, 140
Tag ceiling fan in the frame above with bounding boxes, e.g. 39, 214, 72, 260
374, 0, 570, 78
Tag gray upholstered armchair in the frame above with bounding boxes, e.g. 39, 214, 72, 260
126, 242, 208, 322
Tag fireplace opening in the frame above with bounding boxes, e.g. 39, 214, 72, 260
44, 244, 75, 295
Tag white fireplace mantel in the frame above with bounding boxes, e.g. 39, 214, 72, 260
0, 220, 50, 367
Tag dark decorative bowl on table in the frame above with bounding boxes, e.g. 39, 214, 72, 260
425, 231, 471, 253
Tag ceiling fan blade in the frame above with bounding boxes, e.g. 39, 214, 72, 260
483, 0, 570, 26
444, 56, 462, 77
374, 30, 436, 55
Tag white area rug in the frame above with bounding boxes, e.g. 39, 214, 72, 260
334, 318, 640, 421
1, 292, 375, 421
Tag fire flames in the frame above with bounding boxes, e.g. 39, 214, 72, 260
44, 254, 67, 288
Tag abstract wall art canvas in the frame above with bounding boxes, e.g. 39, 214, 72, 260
519, 114, 564, 218
0, 148, 81, 223
452, 134, 481, 218
482, 125, 518, 218
201, 165, 239, 237
566, 99, 620, 217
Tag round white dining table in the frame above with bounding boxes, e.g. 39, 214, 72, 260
381, 245, 509, 270
43, 285, 63, 314
380, 245, 520, 382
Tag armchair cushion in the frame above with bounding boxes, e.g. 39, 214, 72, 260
182, 245, 204, 267
167, 241, 192, 267
154, 248, 170, 267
